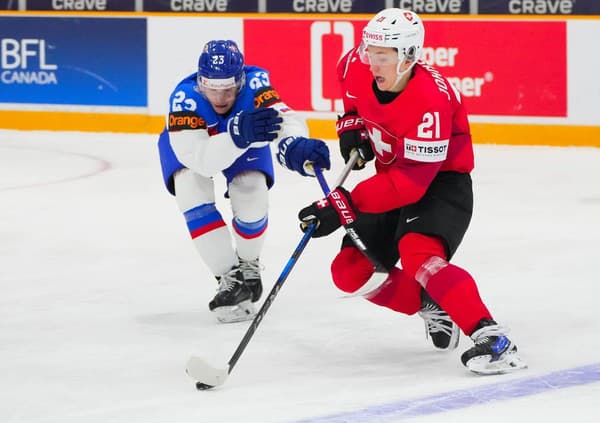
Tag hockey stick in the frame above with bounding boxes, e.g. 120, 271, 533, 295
313, 152, 387, 273
186, 155, 358, 390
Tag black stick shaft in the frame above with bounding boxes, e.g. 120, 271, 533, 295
314, 152, 387, 272
226, 224, 315, 372
225, 158, 358, 374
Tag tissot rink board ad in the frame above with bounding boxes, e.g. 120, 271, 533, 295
0, 16, 147, 106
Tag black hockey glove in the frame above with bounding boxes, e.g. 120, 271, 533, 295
298, 187, 357, 238
336, 111, 374, 170
228, 108, 283, 148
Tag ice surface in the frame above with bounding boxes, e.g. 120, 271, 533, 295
1, 130, 599, 422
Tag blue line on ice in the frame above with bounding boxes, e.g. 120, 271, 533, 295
294, 363, 600, 422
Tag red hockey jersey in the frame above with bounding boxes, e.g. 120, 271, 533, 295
337, 47, 474, 213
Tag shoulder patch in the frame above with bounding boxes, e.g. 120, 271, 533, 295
168, 111, 206, 132
404, 138, 449, 163
254, 86, 281, 109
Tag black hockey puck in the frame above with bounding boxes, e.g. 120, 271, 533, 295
196, 382, 214, 390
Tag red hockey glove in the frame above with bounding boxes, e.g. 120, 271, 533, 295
336, 111, 374, 170
298, 187, 357, 238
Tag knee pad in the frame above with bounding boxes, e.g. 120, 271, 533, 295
174, 169, 215, 212
398, 233, 447, 280
331, 247, 377, 293
229, 171, 268, 222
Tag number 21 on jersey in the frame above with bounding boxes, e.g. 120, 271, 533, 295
417, 112, 440, 139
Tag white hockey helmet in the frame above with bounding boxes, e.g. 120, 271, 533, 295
360, 8, 425, 65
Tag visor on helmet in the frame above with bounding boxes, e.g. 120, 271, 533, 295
358, 42, 400, 66
199, 76, 237, 90
196, 72, 246, 103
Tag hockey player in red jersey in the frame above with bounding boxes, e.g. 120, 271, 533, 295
298, 8, 527, 374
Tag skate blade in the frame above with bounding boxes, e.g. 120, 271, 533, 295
467, 350, 528, 375
212, 300, 256, 323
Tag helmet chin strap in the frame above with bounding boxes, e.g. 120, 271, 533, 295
390, 57, 416, 91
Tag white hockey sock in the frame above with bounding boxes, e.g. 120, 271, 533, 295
175, 169, 237, 276
229, 170, 268, 261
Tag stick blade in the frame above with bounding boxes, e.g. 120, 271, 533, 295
185, 356, 229, 390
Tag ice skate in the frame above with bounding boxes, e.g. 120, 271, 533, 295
238, 256, 263, 303
209, 267, 255, 323
461, 319, 528, 375
418, 291, 460, 350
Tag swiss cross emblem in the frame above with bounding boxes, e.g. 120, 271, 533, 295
316, 198, 329, 209
404, 11, 414, 21
366, 124, 397, 166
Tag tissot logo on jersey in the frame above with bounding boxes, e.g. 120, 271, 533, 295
168, 111, 206, 131
404, 139, 449, 162
254, 87, 281, 108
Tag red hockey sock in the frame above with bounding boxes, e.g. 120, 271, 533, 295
398, 233, 492, 335
423, 262, 492, 336
365, 267, 422, 315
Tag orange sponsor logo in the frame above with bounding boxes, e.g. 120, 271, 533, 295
254, 89, 281, 108
168, 113, 206, 131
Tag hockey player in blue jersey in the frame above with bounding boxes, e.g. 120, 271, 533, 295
158, 40, 330, 323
